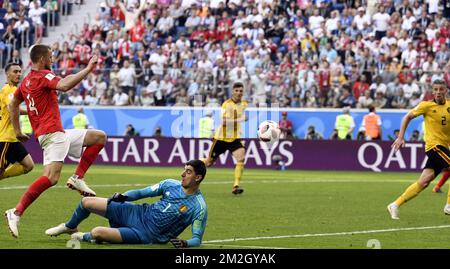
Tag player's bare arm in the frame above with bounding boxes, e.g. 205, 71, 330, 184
7, 96, 29, 142
56, 55, 98, 92
392, 111, 416, 152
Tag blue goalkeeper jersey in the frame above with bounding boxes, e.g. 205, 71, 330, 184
123, 179, 208, 247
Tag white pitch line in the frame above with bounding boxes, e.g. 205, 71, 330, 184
203, 225, 450, 243
0, 179, 416, 191
202, 243, 293, 249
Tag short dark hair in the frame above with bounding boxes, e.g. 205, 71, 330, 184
233, 82, 244, 89
4, 62, 20, 73
432, 79, 447, 87
186, 159, 207, 182
368, 105, 375, 112
30, 44, 51, 64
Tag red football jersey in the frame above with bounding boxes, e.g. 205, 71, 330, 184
14, 69, 63, 138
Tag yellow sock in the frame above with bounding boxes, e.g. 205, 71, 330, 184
395, 182, 425, 206
200, 158, 207, 165
233, 162, 244, 187
0, 164, 25, 180
447, 184, 450, 204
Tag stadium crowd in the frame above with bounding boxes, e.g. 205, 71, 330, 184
3, 0, 450, 108
0, 0, 81, 67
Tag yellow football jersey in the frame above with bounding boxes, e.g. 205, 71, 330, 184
412, 100, 450, 151
214, 99, 248, 142
0, 84, 19, 142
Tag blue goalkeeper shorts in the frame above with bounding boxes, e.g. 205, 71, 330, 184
105, 201, 152, 244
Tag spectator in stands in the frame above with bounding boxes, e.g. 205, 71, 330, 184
112, 87, 129, 106
43, 1, 59, 26
84, 89, 99, 106
372, 90, 388, 108
118, 59, 135, 95
13, 14, 30, 45
106, 0, 148, 32
357, 89, 374, 109
407, 92, 422, 108
390, 88, 408, 109
4, 6, 18, 21
373, 5, 390, 40
250, 66, 267, 107
68, 90, 83, 106
337, 86, 356, 108
9, 49, 22, 67
28, 0, 46, 40
402, 76, 420, 99
128, 89, 140, 106
99, 90, 113, 106
369, 76, 387, 96
149, 47, 167, 76
33, 0, 447, 113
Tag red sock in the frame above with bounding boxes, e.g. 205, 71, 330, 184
15, 176, 52, 216
75, 144, 104, 178
436, 170, 450, 189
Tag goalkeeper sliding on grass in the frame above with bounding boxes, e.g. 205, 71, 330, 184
45, 160, 208, 248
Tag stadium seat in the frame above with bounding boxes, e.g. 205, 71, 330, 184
0, 8, 7, 19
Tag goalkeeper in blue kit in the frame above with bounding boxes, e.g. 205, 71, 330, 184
45, 160, 208, 248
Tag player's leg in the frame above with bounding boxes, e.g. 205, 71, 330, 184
0, 142, 33, 180
45, 197, 108, 237
76, 129, 107, 178
88, 227, 124, 243
5, 162, 62, 237
0, 154, 34, 180
15, 162, 62, 214
66, 129, 106, 196
433, 168, 450, 193
74, 201, 146, 244
202, 156, 214, 167
72, 226, 143, 244
387, 168, 436, 220
5, 132, 69, 237
422, 146, 450, 214
231, 144, 245, 195
202, 139, 219, 167
388, 146, 450, 219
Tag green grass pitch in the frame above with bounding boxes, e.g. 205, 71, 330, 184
0, 164, 449, 249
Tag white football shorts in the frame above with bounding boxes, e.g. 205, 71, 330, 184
38, 129, 88, 166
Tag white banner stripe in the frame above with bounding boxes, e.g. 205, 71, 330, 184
0, 179, 416, 190
203, 225, 450, 243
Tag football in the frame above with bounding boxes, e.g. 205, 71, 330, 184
258, 120, 281, 143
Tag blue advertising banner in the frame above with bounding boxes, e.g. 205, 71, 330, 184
59, 107, 424, 141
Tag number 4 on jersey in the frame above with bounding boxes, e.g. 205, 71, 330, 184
27, 94, 39, 115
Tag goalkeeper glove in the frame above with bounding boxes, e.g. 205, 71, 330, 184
107, 192, 128, 204
170, 238, 188, 248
